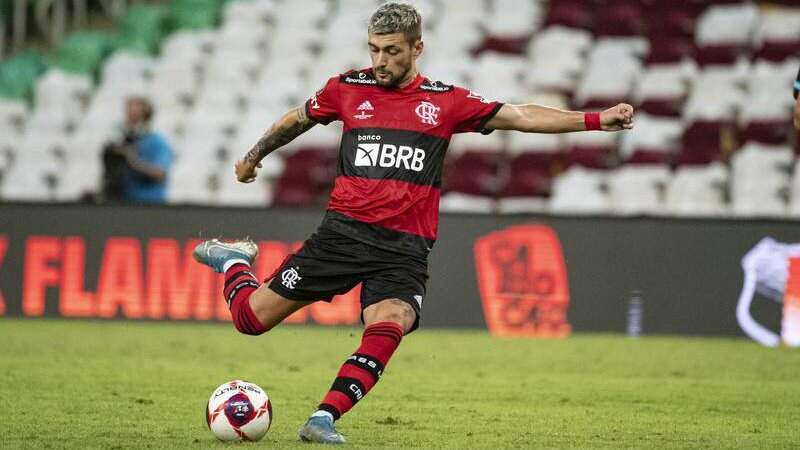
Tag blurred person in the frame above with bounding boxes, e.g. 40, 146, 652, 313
192, 2, 634, 444
102, 97, 173, 204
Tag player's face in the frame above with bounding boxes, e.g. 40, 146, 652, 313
368, 32, 422, 88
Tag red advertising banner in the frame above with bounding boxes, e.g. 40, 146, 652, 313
474, 224, 571, 338
6, 235, 361, 325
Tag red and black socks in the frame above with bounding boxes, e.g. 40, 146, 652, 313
222, 263, 266, 336
317, 321, 405, 420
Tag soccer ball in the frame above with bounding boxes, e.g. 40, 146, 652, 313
206, 380, 272, 441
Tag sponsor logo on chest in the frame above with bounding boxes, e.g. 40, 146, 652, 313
355, 134, 426, 172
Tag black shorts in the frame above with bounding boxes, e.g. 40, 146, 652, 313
267, 226, 429, 332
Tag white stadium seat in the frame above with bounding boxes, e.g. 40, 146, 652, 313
664, 163, 729, 217
549, 166, 609, 214
731, 143, 793, 217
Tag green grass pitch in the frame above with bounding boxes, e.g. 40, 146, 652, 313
1, 319, 799, 449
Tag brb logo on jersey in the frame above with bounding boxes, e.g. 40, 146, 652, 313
355, 135, 426, 172
415, 101, 439, 125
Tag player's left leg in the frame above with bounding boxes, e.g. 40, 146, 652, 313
299, 259, 426, 444
298, 299, 415, 445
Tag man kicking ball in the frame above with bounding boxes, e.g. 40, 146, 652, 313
193, 1, 633, 444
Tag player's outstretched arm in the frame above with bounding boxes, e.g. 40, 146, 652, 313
235, 106, 316, 183
484, 103, 634, 133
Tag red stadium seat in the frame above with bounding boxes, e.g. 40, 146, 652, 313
442, 151, 502, 196
757, 40, 800, 63
544, 1, 593, 29
637, 98, 686, 118
566, 146, 613, 170
675, 120, 730, 165
472, 34, 533, 56
626, 149, 674, 165
498, 152, 558, 198
693, 44, 748, 66
738, 120, 792, 146
645, 37, 694, 64
593, 3, 643, 37
281, 148, 337, 187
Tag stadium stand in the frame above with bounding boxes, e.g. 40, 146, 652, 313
0, 0, 798, 218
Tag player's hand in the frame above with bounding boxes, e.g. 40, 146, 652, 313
600, 103, 634, 131
235, 159, 261, 183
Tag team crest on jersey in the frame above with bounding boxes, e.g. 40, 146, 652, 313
415, 101, 440, 125
281, 267, 302, 290
354, 100, 374, 120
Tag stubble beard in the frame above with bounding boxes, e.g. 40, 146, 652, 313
375, 65, 411, 88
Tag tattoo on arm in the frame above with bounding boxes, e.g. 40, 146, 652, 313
243, 107, 315, 164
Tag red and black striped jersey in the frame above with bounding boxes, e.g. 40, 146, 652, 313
304, 68, 503, 257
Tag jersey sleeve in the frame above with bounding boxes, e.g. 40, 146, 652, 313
451, 86, 504, 134
304, 76, 341, 125
794, 65, 800, 99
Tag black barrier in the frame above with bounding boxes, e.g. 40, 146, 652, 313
0, 202, 797, 336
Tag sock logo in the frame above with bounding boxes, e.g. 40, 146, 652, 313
349, 384, 363, 400
413, 295, 423, 308
281, 267, 302, 290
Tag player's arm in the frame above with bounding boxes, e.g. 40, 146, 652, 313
484, 103, 634, 133
235, 106, 316, 183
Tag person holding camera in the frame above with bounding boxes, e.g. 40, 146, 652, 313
102, 96, 173, 204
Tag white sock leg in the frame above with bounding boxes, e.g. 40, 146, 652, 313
222, 259, 250, 273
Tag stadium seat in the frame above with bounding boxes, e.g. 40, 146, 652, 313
573, 38, 646, 109
730, 142, 792, 217
171, 0, 224, 30
439, 192, 495, 213
676, 120, 733, 165
0, 51, 48, 101
664, 162, 729, 217
54, 32, 117, 75
442, 151, 503, 197
564, 131, 619, 169
216, 172, 274, 207
497, 152, 557, 200
449, 130, 504, 155
119, 4, 170, 54
524, 26, 592, 94
607, 165, 670, 215
634, 62, 697, 117
470, 53, 527, 102
549, 166, 609, 214
0, 98, 26, 138
544, 0, 593, 29
753, 6, 800, 62
619, 114, 683, 164
593, 1, 644, 37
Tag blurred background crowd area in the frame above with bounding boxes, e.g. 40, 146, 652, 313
0, 0, 799, 216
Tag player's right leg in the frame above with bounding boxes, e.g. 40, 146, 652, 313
192, 239, 312, 334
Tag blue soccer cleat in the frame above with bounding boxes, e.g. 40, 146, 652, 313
192, 238, 258, 273
298, 416, 346, 445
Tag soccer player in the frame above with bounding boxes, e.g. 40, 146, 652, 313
192, 2, 634, 444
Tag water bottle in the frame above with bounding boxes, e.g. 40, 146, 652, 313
627, 291, 643, 338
